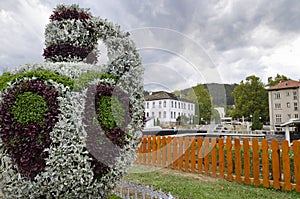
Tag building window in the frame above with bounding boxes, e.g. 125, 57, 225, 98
163, 111, 166, 118
288, 114, 291, 119
295, 114, 299, 119
163, 101, 166, 107
287, 92, 290, 96
174, 112, 176, 118
181, 102, 183, 109
178, 113, 181, 117
274, 92, 281, 99
152, 112, 155, 117
275, 114, 282, 123
184, 103, 186, 109
293, 91, 298, 100
159, 101, 162, 108
171, 112, 173, 118
146, 102, 149, 109
188, 104, 190, 110
146, 112, 149, 117
287, 102, 291, 108
275, 103, 281, 109
294, 102, 298, 111
171, 101, 174, 108
175, 102, 177, 108
152, 102, 155, 108
159, 112, 161, 118
178, 102, 180, 109
191, 104, 193, 110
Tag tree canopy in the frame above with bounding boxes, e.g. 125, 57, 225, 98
251, 110, 263, 130
267, 74, 290, 87
231, 75, 269, 123
185, 84, 212, 123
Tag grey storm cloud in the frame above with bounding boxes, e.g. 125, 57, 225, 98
0, 0, 300, 88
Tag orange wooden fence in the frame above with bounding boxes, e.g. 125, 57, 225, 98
135, 136, 300, 192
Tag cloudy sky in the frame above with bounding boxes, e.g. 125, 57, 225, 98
0, 0, 300, 92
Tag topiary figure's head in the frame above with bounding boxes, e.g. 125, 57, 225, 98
43, 4, 99, 63
0, 4, 144, 198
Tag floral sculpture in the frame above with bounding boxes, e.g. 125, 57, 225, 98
0, 4, 144, 198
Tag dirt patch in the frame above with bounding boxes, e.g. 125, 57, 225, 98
128, 165, 218, 182
158, 168, 218, 182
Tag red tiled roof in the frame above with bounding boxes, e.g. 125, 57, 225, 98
267, 80, 300, 91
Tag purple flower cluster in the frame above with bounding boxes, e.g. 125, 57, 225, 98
50, 9, 91, 21
83, 83, 131, 179
43, 44, 93, 62
0, 80, 60, 180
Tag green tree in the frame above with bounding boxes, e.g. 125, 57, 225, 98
267, 74, 290, 87
176, 115, 190, 126
225, 105, 234, 117
232, 75, 269, 123
185, 84, 212, 124
251, 111, 263, 130
156, 118, 160, 126
173, 90, 185, 97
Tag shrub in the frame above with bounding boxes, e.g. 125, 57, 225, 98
11, 92, 48, 126
97, 95, 125, 131
0, 70, 74, 91
74, 71, 116, 90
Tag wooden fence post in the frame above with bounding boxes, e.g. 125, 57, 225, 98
191, 138, 196, 173
243, 139, 251, 184
151, 136, 157, 166
161, 136, 167, 168
261, 139, 270, 188
179, 137, 184, 171
253, 139, 260, 186
271, 140, 281, 189
293, 140, 300, 192
142, 137, 147, 165
173, 137, 178, 169
204, 137, 210, 175
147, 136, 152, 166
198, 138, 203, 174
157, 136, 161, 167
184, 137, 190, 172
167, 136, 172, 169
234, 138, 242, 183
282, 140, 292, 191
218, 138, 225, 178
211, 138, 217, 177
226, 138, 233, 181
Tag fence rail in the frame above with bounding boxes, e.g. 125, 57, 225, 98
135, 136, 300, 192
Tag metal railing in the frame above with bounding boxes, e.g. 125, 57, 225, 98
115, 180, 175, 199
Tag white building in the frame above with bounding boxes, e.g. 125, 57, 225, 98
267, 80, 300, 131
144, 91, 196, 127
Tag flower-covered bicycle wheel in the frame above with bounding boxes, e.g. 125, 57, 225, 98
0, 4, 144, 198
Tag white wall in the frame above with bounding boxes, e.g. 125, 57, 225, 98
145, 99, 195, 126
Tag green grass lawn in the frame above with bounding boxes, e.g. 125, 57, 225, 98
124, 165, 300, 199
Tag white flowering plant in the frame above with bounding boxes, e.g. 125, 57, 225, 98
0, 4, 144, 198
